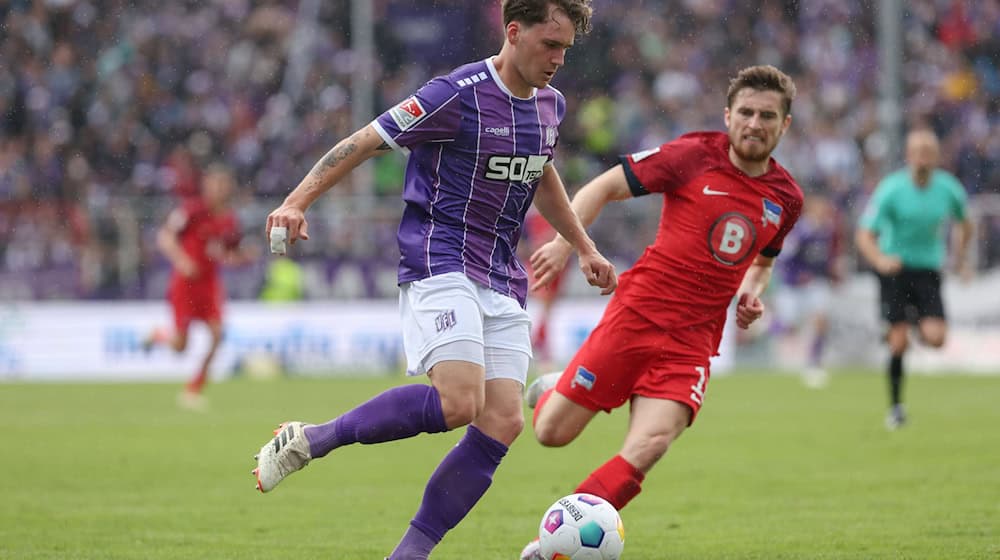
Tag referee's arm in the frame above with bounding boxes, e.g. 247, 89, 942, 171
855, 226, 901, 276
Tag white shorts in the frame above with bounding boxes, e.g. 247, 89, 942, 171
775, 280, 833, 326
399, 272, 532, 383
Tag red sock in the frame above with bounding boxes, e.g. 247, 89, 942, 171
532, 388, 555, 427
185, 368, 208, 394
575, 455, 645, 510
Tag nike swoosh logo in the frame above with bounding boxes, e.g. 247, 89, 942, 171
703, 185, 729, 196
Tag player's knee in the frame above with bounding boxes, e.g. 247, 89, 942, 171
533, 419, 576, 448
441, 396, 482, 428
923, 332, 946, 348
501, 414, 525, 444
920, 329, 948, 348
480, 410, 524, 446
171, 336, 188, 353
887, 329, 908, 354
435, 378, 486, 428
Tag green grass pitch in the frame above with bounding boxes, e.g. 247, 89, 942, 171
1, 371, 998, 559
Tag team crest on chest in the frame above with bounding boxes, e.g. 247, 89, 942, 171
761, 198, 783, 227
707, 212, 757, 266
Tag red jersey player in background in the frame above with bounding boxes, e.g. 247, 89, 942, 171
144, 163, 256, 410
519, 65, 802, 560
521, 206, 570, 371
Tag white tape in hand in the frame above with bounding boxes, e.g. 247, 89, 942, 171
269, 226, 288, 255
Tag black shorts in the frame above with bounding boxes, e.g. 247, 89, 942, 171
878, 268, 945, 324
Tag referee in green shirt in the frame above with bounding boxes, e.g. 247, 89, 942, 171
856, 128, 974, 430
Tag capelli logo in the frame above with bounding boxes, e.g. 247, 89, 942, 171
485, 126, 510, 137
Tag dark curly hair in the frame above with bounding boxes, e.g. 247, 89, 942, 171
502, 0, 593, 35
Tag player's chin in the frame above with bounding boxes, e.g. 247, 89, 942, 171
741, 147, 769, 162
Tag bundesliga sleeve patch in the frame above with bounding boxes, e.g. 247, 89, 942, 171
389, 96, 427, 131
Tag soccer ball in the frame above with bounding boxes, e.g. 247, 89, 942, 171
537, 493, 625, 560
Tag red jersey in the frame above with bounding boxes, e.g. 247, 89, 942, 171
616, 131, 803, 351
166, 197, 241, 284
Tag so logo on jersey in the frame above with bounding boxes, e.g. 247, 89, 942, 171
707, 212, 757, 265
484, 154, 548, 183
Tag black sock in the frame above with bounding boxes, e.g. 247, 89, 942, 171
888, 354, 903, 406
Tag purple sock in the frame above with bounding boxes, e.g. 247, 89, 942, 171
389, 425, 508, 560
809, 334, 826, 367
303, 384, 448, 458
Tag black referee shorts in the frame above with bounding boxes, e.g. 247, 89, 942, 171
878, 268, 945, 324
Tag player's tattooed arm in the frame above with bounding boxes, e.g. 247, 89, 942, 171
273, 124, 388, 240
301, 126, 389, 194
311, 140, 358, 177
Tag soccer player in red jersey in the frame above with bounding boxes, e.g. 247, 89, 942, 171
144, 164, 255, 409
520, 66, 802, 557
522, 207, 569, 370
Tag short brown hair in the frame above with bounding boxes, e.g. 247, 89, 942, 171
502, 0, 593, 35
726, 65, 797, 117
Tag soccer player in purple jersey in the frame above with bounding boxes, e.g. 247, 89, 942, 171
773, 193, 843, 388
250, 2, 616, 559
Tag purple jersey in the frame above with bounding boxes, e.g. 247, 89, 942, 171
372, 58, 565, 307
779, 215, 837, 286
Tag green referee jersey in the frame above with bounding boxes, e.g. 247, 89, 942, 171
859, 168, 968, 270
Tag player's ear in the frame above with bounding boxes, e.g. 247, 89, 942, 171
506, 21, 520, 45
723, 106, 731, 128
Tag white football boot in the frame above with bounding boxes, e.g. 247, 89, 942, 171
252, 421, 313, 493
519, 537, 544, 560
801, 366, 829, 389
525, 372, 561, 409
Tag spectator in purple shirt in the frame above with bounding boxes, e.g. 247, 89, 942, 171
250, 2, 616, 559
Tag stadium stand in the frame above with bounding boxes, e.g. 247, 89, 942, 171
2, 0, 998, 300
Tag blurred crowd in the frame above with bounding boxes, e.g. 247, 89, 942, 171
2, 0, 999, 300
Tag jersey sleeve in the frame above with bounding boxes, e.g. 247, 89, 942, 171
946, 174, 969, 221
165, 200, 201, 233
761, 189, 804, 257
371, 77, 463, 151
858, 181, 891, 233
619, 134, 709, 197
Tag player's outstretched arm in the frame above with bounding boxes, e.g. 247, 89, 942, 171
530, 165, 630, 292
734, 255, 774, 329
267, 124, 391, 248
532, 165, 617, 295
